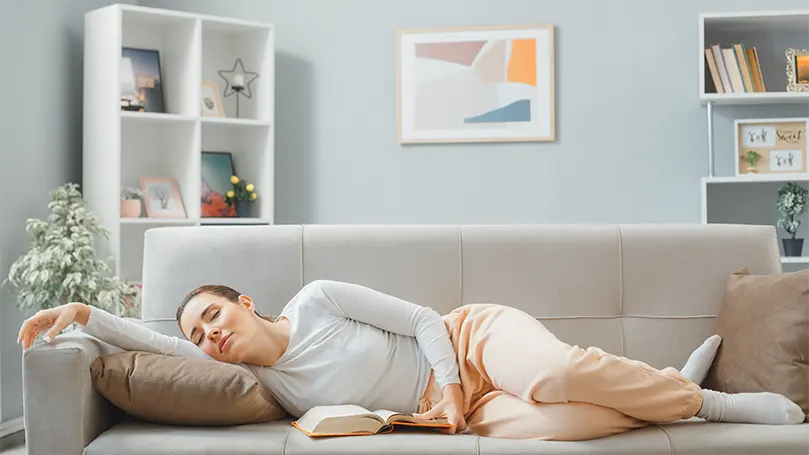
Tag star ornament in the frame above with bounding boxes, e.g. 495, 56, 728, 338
218, 58, 259, 99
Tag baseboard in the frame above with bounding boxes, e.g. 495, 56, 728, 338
0, 417, 25, 450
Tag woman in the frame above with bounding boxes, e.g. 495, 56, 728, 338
18, 279, 803, 441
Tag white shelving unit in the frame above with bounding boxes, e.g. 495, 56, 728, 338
698, 10, 809, 269
83, 4, 274, 282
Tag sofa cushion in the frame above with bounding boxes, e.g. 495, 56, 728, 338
702, 267, 809, 421
83, 419, 292, 455
90, 351, 286, 426
478, 425, 672, 455
658, 419, 809, 455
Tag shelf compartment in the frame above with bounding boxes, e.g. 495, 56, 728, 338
200, 19, 273, 121
121, 6, 201, 116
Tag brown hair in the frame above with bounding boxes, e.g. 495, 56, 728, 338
176, 285, 275, 331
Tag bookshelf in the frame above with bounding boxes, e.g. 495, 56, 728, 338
83, 4, 275, 283
698, 10, 809, 270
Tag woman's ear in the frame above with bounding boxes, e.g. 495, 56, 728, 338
238, 295, 255, 311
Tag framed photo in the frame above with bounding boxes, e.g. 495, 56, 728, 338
397, 24, 555, 144
201, 81, 225, 117
139, 177, 186, 218
121, 47, 165, 113
201, 151, 237, 217
786, 48, 809, 92
735, 118, 808, 176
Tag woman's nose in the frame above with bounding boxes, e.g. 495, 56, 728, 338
206, 328, 221, 341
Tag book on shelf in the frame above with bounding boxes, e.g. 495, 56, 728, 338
291, 404, 454, 437
705, 43, 766, 94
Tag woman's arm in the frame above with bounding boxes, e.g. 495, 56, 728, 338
19, 302, 208, 359
311, 280, 461, 390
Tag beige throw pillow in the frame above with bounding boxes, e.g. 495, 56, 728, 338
90, 351, 286, 425
703, 267, 809, 421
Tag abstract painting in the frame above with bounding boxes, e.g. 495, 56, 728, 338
397, 25, 555, 144
201, 151, 237, 217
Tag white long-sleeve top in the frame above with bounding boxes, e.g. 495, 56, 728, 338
80, 279, 461, 418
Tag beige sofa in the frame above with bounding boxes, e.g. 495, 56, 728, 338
22, 223, 808, 455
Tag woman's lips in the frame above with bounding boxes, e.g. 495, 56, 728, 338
219, 333, 233, 353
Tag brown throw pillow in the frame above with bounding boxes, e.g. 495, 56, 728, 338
703, 267, 809, 421
90, 351, 286, 425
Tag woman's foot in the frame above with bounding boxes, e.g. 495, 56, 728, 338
681, 334, 721, 385
696, 390, 804, 424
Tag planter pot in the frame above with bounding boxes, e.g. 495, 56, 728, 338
120, 199, 141, 218
782, 238, 804, 257
746, 167, 757, 173
235, 200, 254, 218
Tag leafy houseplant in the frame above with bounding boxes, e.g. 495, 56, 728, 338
743, 150, 761, 173
776, 182, 809, 257
4, 183, 140, 326
224, 175, 258, 217
121, 186, 143, 218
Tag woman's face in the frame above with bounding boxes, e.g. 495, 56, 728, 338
179, 292, 260, 364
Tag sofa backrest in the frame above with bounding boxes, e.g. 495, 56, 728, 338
140, 223, 781, 370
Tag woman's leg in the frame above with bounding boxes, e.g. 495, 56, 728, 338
443, 303, 803, 430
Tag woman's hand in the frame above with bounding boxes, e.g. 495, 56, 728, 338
413, 383, 467, 434
17, 302, 90, 349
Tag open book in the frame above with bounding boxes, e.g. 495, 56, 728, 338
291, 405, 453, 437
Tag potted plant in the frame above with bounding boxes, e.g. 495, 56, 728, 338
225, 175, 258, 218
121, 186, 143, 218
776, 182, 809, 257
4, 183, 140, 331
743, 150, 761, 173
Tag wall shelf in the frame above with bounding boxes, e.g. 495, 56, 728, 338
83, 3, 275, 283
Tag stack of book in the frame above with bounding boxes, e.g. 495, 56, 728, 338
705, 43, 766, 94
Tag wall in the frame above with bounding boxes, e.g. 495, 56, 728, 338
0, 0, 120, 423
142, 0, 807, 225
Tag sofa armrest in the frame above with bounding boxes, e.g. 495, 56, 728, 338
22, 330, 123, 455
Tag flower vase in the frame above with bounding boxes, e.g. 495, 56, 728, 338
235, 200, 253, 218
782, 238, 804, 257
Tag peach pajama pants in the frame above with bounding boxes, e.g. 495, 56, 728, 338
419, 304, 704, 441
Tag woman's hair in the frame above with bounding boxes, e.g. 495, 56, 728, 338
176, 285, 275, 330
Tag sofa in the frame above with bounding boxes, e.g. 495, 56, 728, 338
21, 223, 808, 455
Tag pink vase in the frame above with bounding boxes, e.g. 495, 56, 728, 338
120, 199, 141, 218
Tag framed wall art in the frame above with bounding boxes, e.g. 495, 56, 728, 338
201, 81, 225, 117
139, 177, 186, 218
121, 47, 165, 113
735, 118, 808, 176
201, 151, 238, 217
396, 24, 555, 144
786, 48, 809, 92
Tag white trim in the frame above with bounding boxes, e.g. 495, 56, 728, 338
0, 417, 24, 438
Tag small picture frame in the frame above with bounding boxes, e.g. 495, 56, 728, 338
201, 151, 238, 217
786, 48, 809, 92
139, 177, 186, 218
734, 118, 808, 176
121, 47, 165, 113
201, 81, 225, 117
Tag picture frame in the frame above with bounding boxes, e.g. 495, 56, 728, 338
396, 24, 555, 144
786, 48, 809, 92
139, 177, 186, 218
734, 118, 808, 176
121, 47, 166, 113
201, 81, 225, 117
201, 151, 238, 217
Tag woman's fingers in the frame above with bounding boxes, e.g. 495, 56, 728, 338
44, 309, 72, 343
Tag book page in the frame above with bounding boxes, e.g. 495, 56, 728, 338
294, 405, 377, 432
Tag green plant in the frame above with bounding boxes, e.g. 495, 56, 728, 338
4, 183, 140, 319
744, 150, 761, 168
776, 182, 809, 239
224, 174, 258, 207
121, 186, 144, 200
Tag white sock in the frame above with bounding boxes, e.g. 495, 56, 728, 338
681, 334, 721, 385
697, 389, 804, 424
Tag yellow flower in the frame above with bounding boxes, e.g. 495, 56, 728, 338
245, 183, 254, 192
230, 175, 240, 184
226, 190, 235, 198
250, 192, 257, 200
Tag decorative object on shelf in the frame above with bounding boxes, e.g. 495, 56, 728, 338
201, 81, 225, 117
734, 118, 808, 176
396, 24, 555, 144
120, 186, 143, 218
225, 174, 258, 218
120, 47, 165, 113
201, 151, 238, 217
138, 177, 186, 218
785, 48, 809, 92
2, 183, 139, 320
218, 58, 259, 118
776, 182, 809, 257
